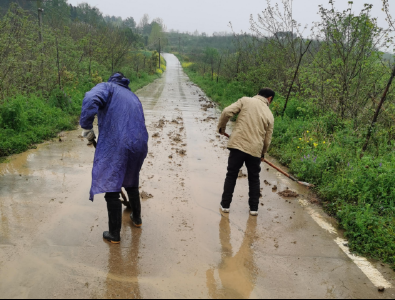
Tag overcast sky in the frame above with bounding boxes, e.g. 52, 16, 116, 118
66, 0, 394, 35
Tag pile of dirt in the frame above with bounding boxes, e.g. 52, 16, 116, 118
238, 170, 247, 178
203, 117, 216, 122
141, 191, 153, 200
278, 189, 299, 198
201, 103, 215, 109
152, 132, 160, 138
171, 119, 179, 124
155, 119, 166, 128
172, 135, 182, 143
177, 149, 186, 156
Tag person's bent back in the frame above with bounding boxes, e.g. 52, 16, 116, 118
80, 72, 148, 244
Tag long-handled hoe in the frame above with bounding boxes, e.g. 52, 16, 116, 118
223, 133, 314, 188
92, 140, 130, 207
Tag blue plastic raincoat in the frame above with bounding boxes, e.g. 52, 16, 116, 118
80, 73, 148, 201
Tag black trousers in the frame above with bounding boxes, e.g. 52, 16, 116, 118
221, 149, 261, 211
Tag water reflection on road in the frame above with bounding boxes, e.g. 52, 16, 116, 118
105, 212, 142, 299
207, 216, 258, 298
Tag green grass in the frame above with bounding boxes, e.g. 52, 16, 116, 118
0, 69, 162, 158
181, 61, 395, 269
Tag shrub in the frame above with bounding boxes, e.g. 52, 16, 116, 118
0, 96, 27, 132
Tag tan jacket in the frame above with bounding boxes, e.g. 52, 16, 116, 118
217, 95, 274, 158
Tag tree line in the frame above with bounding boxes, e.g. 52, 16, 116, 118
0, 0, 166, 158
177, 0, 395, 153
0, 0, 168, 103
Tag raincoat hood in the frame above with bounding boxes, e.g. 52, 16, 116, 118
108, 73, 131, 90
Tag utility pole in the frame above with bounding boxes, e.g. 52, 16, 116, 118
179, 37, 181, 53
38, 8, 44, 43
159, 38, 161, 69
27, 0, 44, 42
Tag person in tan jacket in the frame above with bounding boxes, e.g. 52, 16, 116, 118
217, 88, 275, 216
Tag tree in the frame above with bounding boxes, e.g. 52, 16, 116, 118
138, 14, 150, 35
204, 47, 219, 81
360, 0, 395, 152
250, 0, 312, 116
148, 22, 167, 51
123, 16, 136, 30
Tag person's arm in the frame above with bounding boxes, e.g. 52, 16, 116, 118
80, 83, 111, 141
217, 99, 243, 134
261, 120, 274, 159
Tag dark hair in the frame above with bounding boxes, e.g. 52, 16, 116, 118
112, 72, 125, 78
258, 88, 275, 100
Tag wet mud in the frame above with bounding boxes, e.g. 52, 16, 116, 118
0, 54, 394, 299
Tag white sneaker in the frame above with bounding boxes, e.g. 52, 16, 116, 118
250, 211, 258, 216
220, 205, 230, 213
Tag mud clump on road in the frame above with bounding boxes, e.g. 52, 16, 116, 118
171, 119, 179, 124
203, 116, 216, 122
177, 149, 187, 156
278, 189, 299, 198
172, 136, 182, 143
310, 196, 320, 204
201, 103, 215, 111
141, 191, 153, 200
155, 119, 166, 128
152, 132, 160, 138
238, 170, 247, 178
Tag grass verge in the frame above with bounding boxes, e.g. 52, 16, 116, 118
0, 63, 164, 158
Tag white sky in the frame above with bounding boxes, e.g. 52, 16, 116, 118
66, 0, 395, 35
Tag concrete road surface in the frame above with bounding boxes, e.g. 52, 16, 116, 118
0, 54, 394, 299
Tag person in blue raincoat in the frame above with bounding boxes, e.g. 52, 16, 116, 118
80, 72, 148, 244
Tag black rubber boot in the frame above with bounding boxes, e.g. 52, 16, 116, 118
127, 188, 142, 228
103, 193, 122, 244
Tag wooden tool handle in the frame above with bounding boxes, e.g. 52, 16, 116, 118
263, 159, 292, 179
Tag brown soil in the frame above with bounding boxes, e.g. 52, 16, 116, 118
238, 170, 247, 178
278, 189, 299, 198
155, 119, 166, 128
172, 136, 182, 143
141, 191, 153, 200
203, 117, 217, 122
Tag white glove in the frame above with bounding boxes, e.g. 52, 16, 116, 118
82, 129, 96, 141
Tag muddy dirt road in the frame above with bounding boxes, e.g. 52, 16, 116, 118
0, 54, 394, 299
